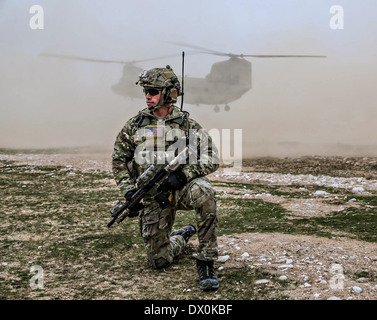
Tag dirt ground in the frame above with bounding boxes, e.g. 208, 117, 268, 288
1, 149, 377, 300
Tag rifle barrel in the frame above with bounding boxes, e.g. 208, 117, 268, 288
107, 218, 117, 228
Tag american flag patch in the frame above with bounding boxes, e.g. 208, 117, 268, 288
144, 125, 164, 139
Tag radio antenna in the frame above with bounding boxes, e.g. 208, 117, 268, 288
180, 51, 185, 111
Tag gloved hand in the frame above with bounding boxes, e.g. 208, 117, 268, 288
163, 170, 188, 191
125, 189, 144, 217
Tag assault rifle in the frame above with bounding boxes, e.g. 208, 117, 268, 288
107, 146, 194, 227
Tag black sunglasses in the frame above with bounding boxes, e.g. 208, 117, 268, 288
143, 88, 162, 96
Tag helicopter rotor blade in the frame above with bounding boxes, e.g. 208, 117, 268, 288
240, 54, 327, 58
194, 51, 326, 58
40, 52, 191, 65
166, 41, 225, 55
167, 41, 326, 59
186, 51, 326, 59
133, 51, 199, 63
40, 53, 129, 64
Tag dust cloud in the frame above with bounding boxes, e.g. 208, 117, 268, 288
1, 1, 377, 158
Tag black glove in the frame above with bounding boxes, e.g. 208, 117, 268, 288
125, 190, 144, 217
162, 170, 188, 191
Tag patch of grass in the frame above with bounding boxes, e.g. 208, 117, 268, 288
242, 156, 377, 178
218, 198, 290, 235
216, 197, 377, 242
352, 270, 377, 282
312, 206, 377, 242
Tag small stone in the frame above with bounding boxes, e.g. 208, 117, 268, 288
352, 286, 363, 293
279, 275, 288, 281
255, 279, 269, 285
314, 190, 329, 196
278, 264, 293, 269
217, 255, 230, 262
327, 296, 342, 300
241, 252, 249, 260
352, 187, 364, 194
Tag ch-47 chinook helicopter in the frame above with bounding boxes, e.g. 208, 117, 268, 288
41, 42, 326, 112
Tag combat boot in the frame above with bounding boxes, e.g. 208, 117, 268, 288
170, 224, 196, 243
196, 259, 219, 291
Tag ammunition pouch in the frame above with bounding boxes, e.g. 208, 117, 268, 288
154, 192, 173, 209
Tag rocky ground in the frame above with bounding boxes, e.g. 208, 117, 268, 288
209, 157, 377, 300
214, 233, 377, 300
1, 149, 376, 300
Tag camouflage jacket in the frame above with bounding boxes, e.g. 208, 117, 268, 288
112, 105, 219, 196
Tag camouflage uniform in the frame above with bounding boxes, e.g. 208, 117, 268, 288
112, 105, 219, 269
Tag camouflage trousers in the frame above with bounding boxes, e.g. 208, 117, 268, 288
138, 177, 218, 269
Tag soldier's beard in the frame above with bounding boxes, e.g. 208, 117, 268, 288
148, 100, 168, 112
147, 97, 164, 110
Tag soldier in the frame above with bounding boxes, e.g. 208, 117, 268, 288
112, 66, 220, 291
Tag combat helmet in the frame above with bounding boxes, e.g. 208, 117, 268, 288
136, 65, 181, 107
